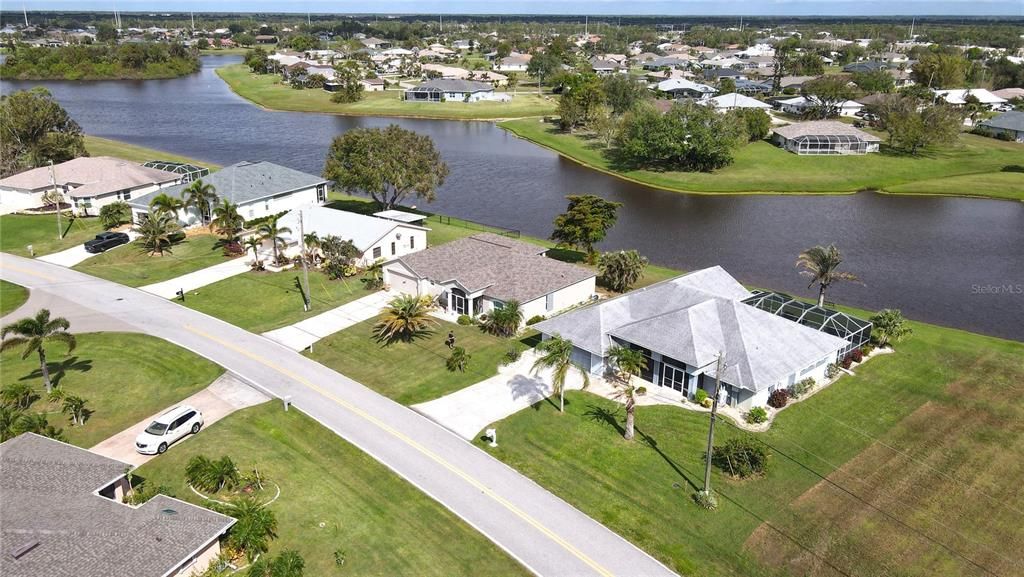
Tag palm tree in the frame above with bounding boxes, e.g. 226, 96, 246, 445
210, 199, 244, 243
149, 193, 184, 219
257, 216, 292, 265
796, 244, 861, 307
372, 294, 438, 344
220, 496, 278, 562
870, 309, 913, 348
13, 412, 66, 442
481, 300, 523, 337
531, 335, 590, 413
1, 309, 76, 394
185, 455, 241, 492
362, 258, 385, 290
1, 382, 37, 410
61, 394, 89, 426
183, 179, 218, 225
446, 346, 471, 372
302, 232, 320, 264
607, 345, 648, 440
244, 236, 264, 269
0, 405, 20, 442
133, 208, 182, 256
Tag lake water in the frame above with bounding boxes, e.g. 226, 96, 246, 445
3, 55, 1022, 341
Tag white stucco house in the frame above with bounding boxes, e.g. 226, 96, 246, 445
404, 79, 510, 103
0, 156, 181, 216
383, 233, 596, 323
655, 78, 718, 100
776, 95, 864, 117
128, 161, 329, 226
277, 205, 429, 266
533, 267, 870, 410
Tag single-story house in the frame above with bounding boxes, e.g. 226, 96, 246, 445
991, 87, 1024, 101
643, 56, 693, 70
842, 60, 890, 73
254, 34, 277, 44
776, 95, 864, 117
655, 78, 718, 100
703, 92, 772, 111
361, 37, 391, 49
772, 120, 881, 155
277, 205, 429, 265
360, 78, 387, 91
977, 111, 1024, 142
933, 88, 1007, 109
404, 79, 509, 103
383, 232, 596, 323
494, 54, 532, 72
703, 68, 747, 81
0, 433, 235, 577
734, 78, 775, 95
590, 59, 626, 75
0, 156, 182, 216
533, 267, 858, 409
128, 161, 329, 225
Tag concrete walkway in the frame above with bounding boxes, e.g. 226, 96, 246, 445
37, 231, 140, 267
262, 290, 393, 351
139, 256, 251, 299
90, 372, 270, 467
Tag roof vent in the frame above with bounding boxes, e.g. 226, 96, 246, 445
10, 540, 40, 560
160, 508, 178, 516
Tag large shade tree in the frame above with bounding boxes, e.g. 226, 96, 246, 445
1, 309, 76, 394
0, 87, 87, 178
531, 335, 590, 413
323, 125, 449, 210
796, 244, 861, 306
597, 250, 648, 292
550, 195, 622, 263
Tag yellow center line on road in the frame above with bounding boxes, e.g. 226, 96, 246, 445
0, 262, 59, 282
185, 323, 616, 577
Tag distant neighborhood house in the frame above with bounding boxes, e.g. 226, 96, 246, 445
404, 79, 509, 103
977, 111, 1024, 143
772, 121, 882, 155
277, 205, 429, 265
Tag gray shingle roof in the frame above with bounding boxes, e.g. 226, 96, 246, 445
407, 79, 494, 93
0, 433, 234, 577
395, 233, 595, 303
980, 111, 1024, 132
128, 161, 327, 210
533, 267, 849, 392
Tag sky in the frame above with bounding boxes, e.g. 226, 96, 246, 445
15, 0, 1024, 17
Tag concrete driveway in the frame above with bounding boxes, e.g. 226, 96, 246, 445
139, 256, 251, 299
37, 231, 139, 267
262, 290, 393, 351
90, 372, 270, 467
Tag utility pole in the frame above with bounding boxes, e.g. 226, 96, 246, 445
299, 210, 311, 312
702, 352, 726, 495
48, 161, 63, 240
23, 3, 28, 27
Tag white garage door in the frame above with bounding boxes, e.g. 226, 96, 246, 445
387, 270, 418, 295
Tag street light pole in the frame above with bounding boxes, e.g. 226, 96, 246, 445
702, 352, 726, 494
299, 210, 311, 312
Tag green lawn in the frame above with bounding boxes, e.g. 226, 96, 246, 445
477, 323, 1024, 576
307, 316, 533, 405
499, 118, 1024, 200
1, 332, 222, 447
85, 135, 221, 169
73, 234, 236, 287
217, 63, 558, 120
0, 280, 29, 317
183, 269, 374, 333
0, 213, 106, 257
135, 403, 529, 576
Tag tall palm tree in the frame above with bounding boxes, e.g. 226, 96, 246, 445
257, 216, 292, 265
796, 244, 861, 307
148, 193, 184, 219
1, 309, 76, 394
210, 199, 244, 243
133, 208, 182, 256
183, 179, 218, 225
531, 335, 589, 413
607, 345, 648, 440
372, 294, 438, 344
244, 236, 263, 269
482, 300, 523, 337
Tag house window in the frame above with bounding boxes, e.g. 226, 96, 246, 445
409, 236, 415, 249
316, 184, 326, 203
545, 293, 554, 311
115, 190, 131, 201
391, 242, 396, 256
372, 246, 382, 259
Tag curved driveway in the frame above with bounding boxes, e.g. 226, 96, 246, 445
0, 254, 677, 577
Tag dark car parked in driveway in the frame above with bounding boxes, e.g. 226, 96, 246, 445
84, 232, 130, 253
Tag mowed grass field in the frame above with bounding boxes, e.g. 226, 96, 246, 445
499, 118, 1024, 200
0, 280, 29, 316
73, 234, 236, 287
217, 63, 558, 120
0, 213, 106, 257
135, 403, 530, 576
84, 135, 221, 169
0, 332, 222, 447
477, 322, 1024, 576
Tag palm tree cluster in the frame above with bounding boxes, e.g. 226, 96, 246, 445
480, 300, 523, 337
185, 454, 241, 493
531, 335, 590, 413
217, 496, 279, 562
372, 294, 439, 344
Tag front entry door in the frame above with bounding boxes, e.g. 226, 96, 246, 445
660, 363, 688, 396
451, 291, 468, 315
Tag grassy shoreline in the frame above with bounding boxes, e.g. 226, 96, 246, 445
85, 135, 221, 169
499, 117, 1024, 201
216, 63, 558, 121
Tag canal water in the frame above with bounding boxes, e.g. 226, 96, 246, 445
3, 55, 1022, 341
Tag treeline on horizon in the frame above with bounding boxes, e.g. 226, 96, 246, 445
0, 42, 200, 80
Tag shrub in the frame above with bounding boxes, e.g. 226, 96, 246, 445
456, 314, 473, 326
861, 343, 875, 356
500, 347, 522, 366
791, 377, 815, 399
124, 479, 173, 505
745, 406, 768, 424
826, 362, 841, 379
711, 436, 770, 478
850, 348, 864, 363
693, 490, 718, 511
767, 389, 789, 409
185, 455, 240, 493
694, 388, 708, 405
841, 356, 853, 369
526, 315, 545, 325
445, 346, 471, 372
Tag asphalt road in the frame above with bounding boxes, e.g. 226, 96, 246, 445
1, 254, 677, 577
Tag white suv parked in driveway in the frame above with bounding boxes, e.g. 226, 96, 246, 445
135, 405, 204, 455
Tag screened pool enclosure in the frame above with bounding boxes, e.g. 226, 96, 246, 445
742, 290, 872, 357
142, 161, 210, 183
788, 134, 871, 155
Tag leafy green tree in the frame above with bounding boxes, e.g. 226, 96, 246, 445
481, 300, 523, 337
219, 496, 278, 562
186, 455, 241, 492
558, 73, 605, 132
589, 106, 621, 149
597, 250, 648, 292
0, 309, 76, 394
196, 38, 210, 50
791, 52, 825, 76
989, 57, 1024, 90
719, 77, 737, 95
912, 52, 968, 89
184, 179, 218, 224
96, 22, 117, 43
870, 309, 913, 348
615, 102, 745, 171
330, 61, 365, 103
712, 436, 769, 478
257, 216, 292, 265
607, 345, 648, 440
446, 346, 471, 373
796, 244, 860, 306
801, 76, 857, 119
602, 74, 647, 115
320, 235, 361, 279
0, 87, 86, 178
526, 52, 562, 94
323, 125, 449, 210
873, 95, 961, 154
99, 201, 131, 229
286, 34, 321, 52
728, 108, 772, 142
852, 69, 896, 93
531, 335, 589, 413
245, 48, 269, 73
495, 42, 512, 59
234, 33, 255, 47
550, 194, 622, 263
372, 294, 438, 344
134, 208, 182, 256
